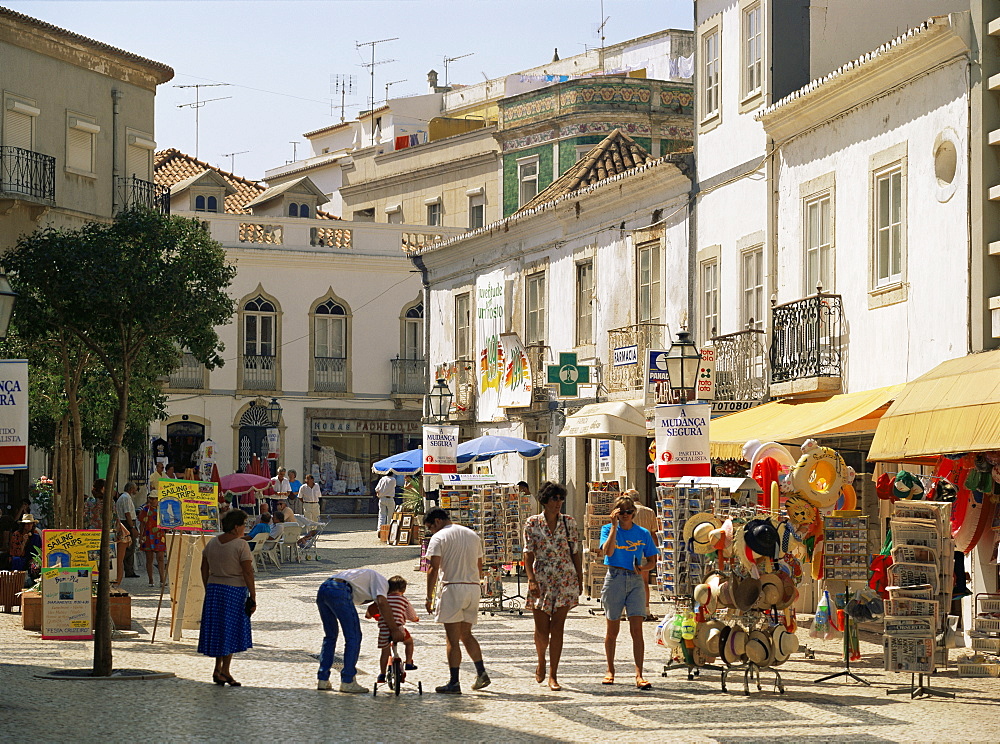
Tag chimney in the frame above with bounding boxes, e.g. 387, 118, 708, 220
427, 69, 439, 91
552, 48, 560, 62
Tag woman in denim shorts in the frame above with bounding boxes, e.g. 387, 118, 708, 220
599, 493, 659, 690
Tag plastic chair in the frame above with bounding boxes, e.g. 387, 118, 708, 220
250, 539, 270, 572
281, 523, 302, 563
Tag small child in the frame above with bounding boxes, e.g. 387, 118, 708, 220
366, 574, 419, 682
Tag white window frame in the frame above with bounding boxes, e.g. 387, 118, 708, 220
874, 167, 903, 288
576, 260, 594, 347
402, 301, 424, 360
125, 129, 155, 181
525, 271, 546, 346
455, 292, 471, 360
741, 1, 763, 102
426, 200, 442, 227
700, 21, 722, 125
468, 193, 485, 229
701, 259, 720, 344
741, 245, 764, 330
868, 143, 908, 306
66, 112, 100, 177
3, 95, 39, 151
804, 194, 833, 294
517, 156, 540, 208
637, 241, 661, 325
314, 301, 347, 360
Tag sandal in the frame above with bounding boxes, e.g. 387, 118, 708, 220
548, 679, 562, 691
602, 674, 615, 685
636, 678, 653, 690
535, 665, 546, 684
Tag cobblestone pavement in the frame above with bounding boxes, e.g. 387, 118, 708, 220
1, 519, 998, 743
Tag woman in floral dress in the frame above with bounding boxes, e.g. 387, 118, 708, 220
523, 481, 583, 691
138, 493, 167, 586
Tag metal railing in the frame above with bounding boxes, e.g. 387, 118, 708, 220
0, 146, 55, 201
525, 344, 554, 402
391, 357, 425, 395
168, 351, 205, 389
314, 356, 348, 392
606, 323, 669, 392
711, 328, 767, 401
770, 291, 844, 384
115, 175, 170, 214
242, 354, 277, 390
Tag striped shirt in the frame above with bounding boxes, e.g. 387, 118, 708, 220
377, 594, 418, 647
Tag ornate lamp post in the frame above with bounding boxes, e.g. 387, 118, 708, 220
664, 330, 701, 402
266, 397, 282, 427
426, 378, 453, 423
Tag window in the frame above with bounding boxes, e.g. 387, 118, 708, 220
314, 299, 346, 359
455, 293, 471, 360
300, 204, 309, 218
125, 131, 155, 181
637, 242, 661, 324
703, 29, 721, 120
468, 194, 485, 229
195, 194, 219, 213
576, 261, 594, 346
741, 246, 764, 330
403, 303, 424, 359
289, 203, 299, 217
67, 114, 99, 174
575, 145, 594, 162
701, 260, 719, 343
427, 202, 442, 227
743, 3, 762, 98
3, 97, 38, 150
244, 296, 276, 358
875, 167, 903, 287
805, 195, 833, 292
518, 157, 539, 207
208, 195, 218, 212
525, 271, 546, 345
353, 208, 375, 222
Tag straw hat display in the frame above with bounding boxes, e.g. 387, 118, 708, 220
683, 512, 723, 554
695, 618, 726, 657
771, 625, 799, 665
746, 629, 773, 667
774, 571, 797, 610
733, 575, 762, 611
756, 573, 784, 608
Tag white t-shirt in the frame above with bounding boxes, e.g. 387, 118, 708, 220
115, 492, 137, 523
272, 477, 292, 494
426, 523, 483, 584
299, 483, 321, 503
333, 568, 389, 605
375, 475, 397, 500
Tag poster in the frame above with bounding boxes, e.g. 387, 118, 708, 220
423, 425, 459, 475
498, 333, 532, 408
157, 479, 220, 532
645, 349, 671, 405
475, 270, 505, 422
41, 566, 93, 640
696, 347, 716, 400
654, 403, 711, 480
598, 439, 613, 474
0, 359, 28, 468
42, 529, 111, 572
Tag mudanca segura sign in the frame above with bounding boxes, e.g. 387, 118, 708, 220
0, 360, 28, 468
654, 403, 711, 480
423, 425, 459, 475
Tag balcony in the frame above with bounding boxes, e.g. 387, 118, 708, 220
435, 359, 477, 419
242, 354, 276, 391
116, 175, 169, 214
0, 146, 55, 203
769, 291, 844, 397
167, 351, 205, 389
314, 356, 348, 393
525, 344, 554, 405
392, 357, 425, 395
606, 323, 669, 393
711, 329, 767, 401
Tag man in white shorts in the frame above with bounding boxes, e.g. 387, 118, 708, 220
424, 507, 490, 694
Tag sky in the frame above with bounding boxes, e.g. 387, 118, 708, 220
7, 0, 693, 181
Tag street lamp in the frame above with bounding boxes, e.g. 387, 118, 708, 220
266, 397, 282, 427
427, 378, 453, 423
0, 274, 17, 340
664, 330, 701, 401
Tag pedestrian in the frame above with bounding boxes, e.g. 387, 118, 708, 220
600, 493, 659, 690
523, 481, 583, 691
624, 488, 660, 621
517, 480, 535, 510
243, 513, 272, 549
275, 499, 294, 523
138, 493, 167, 586
375, 473, 397, 536
115, 482, 141, 579
83, 479, 105, 530
10, 514, 41, 573
149, 461, 165, 495
365, 574, 419, 683
287, 469, 302, 494
199, 509, 256, 687
424, 507, 490, 694
315, 568, 403, 693
299, 474, 322, 523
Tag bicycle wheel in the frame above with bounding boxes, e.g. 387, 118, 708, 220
392, 658, 403, 696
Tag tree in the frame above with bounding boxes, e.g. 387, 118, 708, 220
1, 208, 236, 676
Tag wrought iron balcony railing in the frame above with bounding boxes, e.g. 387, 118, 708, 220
116, 175, 170, 214
770, 291, 844, 384
314, 356, 348, 392
391, 357, 425, 395
525, 344, 554, 402
242, 354, 277, 390
606, 323, 669, 392
0, 146, 55, 202
711, 328, 767, 401
167, 351, 206, 389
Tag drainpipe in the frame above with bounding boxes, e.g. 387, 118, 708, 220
111, 88, 122, 215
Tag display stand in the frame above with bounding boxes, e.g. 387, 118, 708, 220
813, 610, 871, 686
720, 661, 784, 696
886, 672, 955, 699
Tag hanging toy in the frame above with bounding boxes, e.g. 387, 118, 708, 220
791, 440, 846, 508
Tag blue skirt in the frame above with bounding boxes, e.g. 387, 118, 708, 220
198, 583, 253, 657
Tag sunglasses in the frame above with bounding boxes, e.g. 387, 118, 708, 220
619, 509, 635, 515
545, 495, 565, 502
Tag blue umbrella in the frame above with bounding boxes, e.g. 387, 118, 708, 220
457, 435, 549, 462
372, 448, 424, 475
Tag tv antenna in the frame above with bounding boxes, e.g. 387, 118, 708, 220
175, 83, 232, 158
331, 73, 356, 122
221, 150, 249, 172
384, 78, 407, 105
597, 0, 610, 61
356, 37, 398, 145
443, 52, 473, 87
288, 141, 300, 162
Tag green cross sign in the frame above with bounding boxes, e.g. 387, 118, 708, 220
546, 351, 592, 398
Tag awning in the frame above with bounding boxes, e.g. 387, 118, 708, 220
710, 384, 904, 459
870, 350, 1000, 461
558, 400, 647, 438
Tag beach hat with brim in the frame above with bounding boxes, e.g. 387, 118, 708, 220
20, 514, 38, 523
683, 512, 722, 551
717, 579, 736, 609
746, 630, 772, 666
775, 572, 797, 610
733, 576, 762, 611
756, 573, 784, 608
772, 625, 798, 664
744, 518, 781, 559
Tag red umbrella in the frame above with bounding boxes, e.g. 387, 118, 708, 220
220, 472, 271, 495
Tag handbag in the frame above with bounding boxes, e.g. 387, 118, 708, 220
562, 515, 576, 554
244, 596, 257, 616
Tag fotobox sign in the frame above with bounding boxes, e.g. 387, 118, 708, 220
654, 403, 711, 480
423, 425, 459, 475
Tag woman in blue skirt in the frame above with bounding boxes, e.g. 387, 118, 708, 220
199, 509, 256, 686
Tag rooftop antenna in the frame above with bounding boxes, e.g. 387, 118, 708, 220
331, 73, 356, 122
221, 150, 249, 172
443, 52, 473, 87
384, 78, 407, 105
288, 141, 300, 163
597, 0, 610, 67
356, 37, 398, 145
175, 83, 232, 159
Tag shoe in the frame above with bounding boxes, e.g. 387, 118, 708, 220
125, 573, 140, 578
339, 680, 368, 694
644, 613, 659, 622
212, 673, 226, 686
376, 673, 386, 683
317, 679, 332, 690
404, 663, 418, 671
435, 681, 462, 694
471, 672, 491, 691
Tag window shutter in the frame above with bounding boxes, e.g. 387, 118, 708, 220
4, 110, 32, 150
67, 128, 92, 171
125, 144, 149, 180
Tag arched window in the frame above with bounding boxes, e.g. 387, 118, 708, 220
242, 296, 277, 390
207, 195, 218, 212
195, 195, 206, 211
300, 204, 309, 218
314, 298, 348, 392
288, 203, 299, 217
403, 302, 423, 360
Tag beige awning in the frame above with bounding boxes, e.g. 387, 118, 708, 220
870, 350, 1000, 461
558, 400, 647, 438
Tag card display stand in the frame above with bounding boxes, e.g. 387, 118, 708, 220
654, 485, 731, 598
582, 482, 619, 606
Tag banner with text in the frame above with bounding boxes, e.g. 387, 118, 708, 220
41, 566, 93, 640
498, 333, 533, 408
654, 403, 711, 480
476, 270, 506, 422
157, 479, 220, 532
42, 530, 110, 572
0, 359, 28, 468
423, 425, 459, 475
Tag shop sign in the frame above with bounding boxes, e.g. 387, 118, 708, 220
646, 349, 671, 405
157, 479, 220, 532
476, 269, 506, 422
0, 359, 28, 469
598, 439, 613, 474
696, 347, 716, 400
423, 424, 459, 474
311, 419, 422, 434
41, 566, 93, 640
654, 403, 711, 480
441, 473, 498, 484
498, 333, 533, 408
613, 345, 638, 367
545, 351, 593, 398
42, 529, 107, 572
266, 428, 279, 460
710, 400, 764, 417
